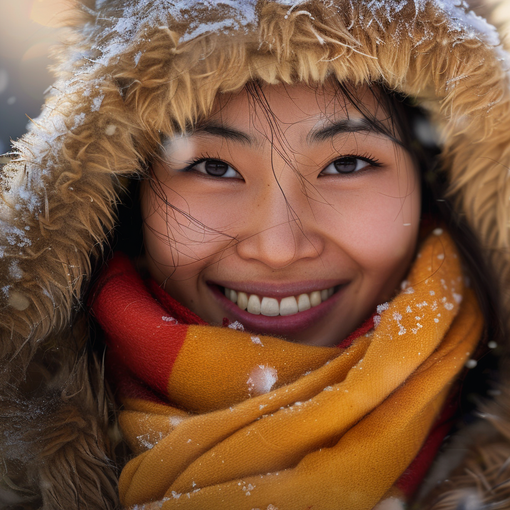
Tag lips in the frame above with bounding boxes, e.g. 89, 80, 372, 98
208, 282, 347, 338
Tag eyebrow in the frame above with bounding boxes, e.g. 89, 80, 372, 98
308, 118, 387, 143
191, 123, 253, 145
187, 117, 390, 146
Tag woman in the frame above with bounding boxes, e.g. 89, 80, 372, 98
1, 1, 510, 509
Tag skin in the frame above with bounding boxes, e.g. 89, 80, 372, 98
141, 81, 421, 347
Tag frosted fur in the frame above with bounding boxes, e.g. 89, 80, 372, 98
2, 0, 510, 508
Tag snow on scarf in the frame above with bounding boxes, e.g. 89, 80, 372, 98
90, 230, 483, 509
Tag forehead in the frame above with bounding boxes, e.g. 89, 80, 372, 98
207, 81, 390, 132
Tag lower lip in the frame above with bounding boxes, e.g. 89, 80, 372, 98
208, 285, 347, 337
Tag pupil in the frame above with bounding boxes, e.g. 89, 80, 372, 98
205, 160, 228, 176
334, 157, 357, 173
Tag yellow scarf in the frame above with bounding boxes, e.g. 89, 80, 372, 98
96, 230, 482, 509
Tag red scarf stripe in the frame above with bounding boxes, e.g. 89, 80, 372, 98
90, 254, 188, 396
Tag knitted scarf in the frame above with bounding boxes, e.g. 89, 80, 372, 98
91, 230, 483, 510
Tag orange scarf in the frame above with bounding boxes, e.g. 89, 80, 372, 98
91, 230, 483, 509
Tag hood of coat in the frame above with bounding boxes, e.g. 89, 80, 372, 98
2, 1, 510, 508
2, 0, 510, 351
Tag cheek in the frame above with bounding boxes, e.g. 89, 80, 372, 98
140, 180, 237, 273
321, 166, 421, 281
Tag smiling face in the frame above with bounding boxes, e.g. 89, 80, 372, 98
141, 81, 421, 346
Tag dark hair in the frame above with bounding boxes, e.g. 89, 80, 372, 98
113, 80, 503, 404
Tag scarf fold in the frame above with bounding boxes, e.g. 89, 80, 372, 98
91, 230, 483, 510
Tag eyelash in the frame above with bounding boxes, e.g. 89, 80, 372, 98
178, 153, 382, 178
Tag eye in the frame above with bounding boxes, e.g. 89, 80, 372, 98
321, 156, 375, 175
192, 159, 241, 178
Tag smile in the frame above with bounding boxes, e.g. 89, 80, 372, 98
224, 287, 336, 316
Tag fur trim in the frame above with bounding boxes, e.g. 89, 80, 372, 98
2, 0, 510, 507
0, 344, 118, 509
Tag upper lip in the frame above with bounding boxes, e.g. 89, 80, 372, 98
207, 280, 349, 298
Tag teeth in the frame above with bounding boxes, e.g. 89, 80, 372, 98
310, 291, 321, 307
297, 293, 311, 312
237, 291, 248, 310
261, 297, 279, 316
247, 294, 261, 315
280, 296, 298, 316
224, 286, 336, 317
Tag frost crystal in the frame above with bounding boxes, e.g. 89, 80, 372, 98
377, 302, 389, 314
229, 321, 244, 331
162, 316, 178, 324
251, 335, 263, 346
247, 365, 278, 395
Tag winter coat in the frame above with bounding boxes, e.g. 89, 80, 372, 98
2, 0, 510, 508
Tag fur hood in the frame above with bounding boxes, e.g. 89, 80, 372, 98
2, 0, 510, 508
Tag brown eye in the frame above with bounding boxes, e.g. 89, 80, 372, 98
192, 159, 241, 179
205, 160, 229, 176
334, 157, 358, 173
321, 156, 373, 176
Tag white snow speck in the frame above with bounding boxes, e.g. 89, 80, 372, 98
162, 316, 178, 324
7, 96, 16, 105
437, 253, 445, 260
247, 365, 278, 396
169, 416, 184, 427
8, 261, 23, 280
465, 359, 477, 369
377, 302, 389, 313
91, 94, 104, 112
433, 228, 443, 236
134, 51, 143, 66
488, 341, 497, 349
229, 321, 244, 331
105, 124, 117, 136
251, 336, 263, 346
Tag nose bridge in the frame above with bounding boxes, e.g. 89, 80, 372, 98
236, 173, 322, 268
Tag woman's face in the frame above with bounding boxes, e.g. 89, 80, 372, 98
141, 82, 421, 346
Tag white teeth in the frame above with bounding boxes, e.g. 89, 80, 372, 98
224, 286, 337, 317
247, 294, 261, 315
280, 296, 298, 316
310, 291, 321, 307
297, 293, 311, 312
261, 297, 279, 316
237, 291, 248, 310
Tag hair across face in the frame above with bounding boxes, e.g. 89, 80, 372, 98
141, 81, 421, 346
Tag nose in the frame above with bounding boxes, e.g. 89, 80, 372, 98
235, 183, 325, 270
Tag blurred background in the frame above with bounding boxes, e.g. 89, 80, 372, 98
0, 0, 69, 155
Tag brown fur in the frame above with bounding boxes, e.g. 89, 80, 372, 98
2, 0, 510, 508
